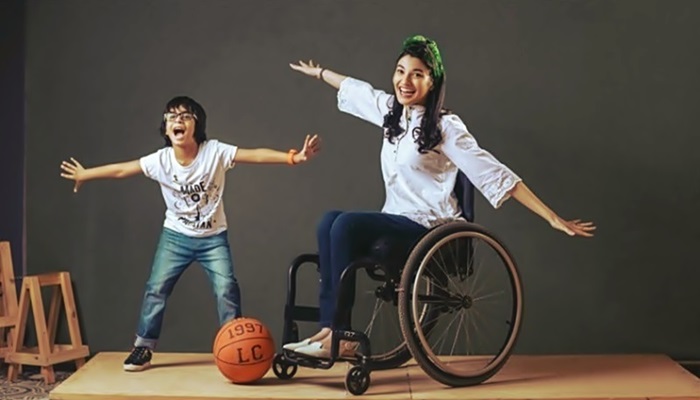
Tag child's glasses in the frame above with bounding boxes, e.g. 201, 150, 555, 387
164, 112, 197, 122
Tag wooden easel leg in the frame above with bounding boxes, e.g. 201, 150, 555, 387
6, 278, 30, 382
7, 361, 19, 380
41, 365, 55, 385
29, 277, 54, 385
60, 273, 85, 348
0, 242, 20, 373
47, 285, 62, 354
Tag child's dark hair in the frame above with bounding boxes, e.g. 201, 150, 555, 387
159, 96, 207, 146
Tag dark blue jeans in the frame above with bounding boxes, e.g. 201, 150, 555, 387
316, 211, 427, 329
134, 228, 242, 349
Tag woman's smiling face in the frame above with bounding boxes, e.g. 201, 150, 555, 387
393, 54, 434, 106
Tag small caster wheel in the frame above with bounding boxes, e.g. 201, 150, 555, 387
345, 366, 371, 395
272, 353, 297, 380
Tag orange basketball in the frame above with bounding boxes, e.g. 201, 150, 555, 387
213, 317, 275, 384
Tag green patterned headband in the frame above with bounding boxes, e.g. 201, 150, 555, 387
401, 35, 445, 81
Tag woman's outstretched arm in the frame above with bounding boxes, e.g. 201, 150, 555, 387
508, 182, 596, 237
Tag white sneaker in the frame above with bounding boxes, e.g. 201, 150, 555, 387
282, 338, 312, 351
293, 342, 329, 358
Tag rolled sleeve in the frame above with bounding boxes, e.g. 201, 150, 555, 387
440, 115, 522, 208
337, 77, 394, 128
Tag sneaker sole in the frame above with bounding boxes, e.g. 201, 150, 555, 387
123, 362, 151, 372
282, 339, 312, 351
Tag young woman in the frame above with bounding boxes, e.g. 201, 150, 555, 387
284, 35, 595, 358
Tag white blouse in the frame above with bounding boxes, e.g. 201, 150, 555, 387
337, 77, 521, 228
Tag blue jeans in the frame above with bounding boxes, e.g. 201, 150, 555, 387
317, 211, 427, 329
134, 228, 241, 349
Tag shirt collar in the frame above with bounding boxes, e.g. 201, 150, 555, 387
404, 104, 426, 122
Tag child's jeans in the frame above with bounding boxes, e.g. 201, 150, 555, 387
133, 227, 241, 349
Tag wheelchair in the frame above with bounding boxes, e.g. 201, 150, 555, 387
272, 172, 524, 395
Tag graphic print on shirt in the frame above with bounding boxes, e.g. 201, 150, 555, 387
170, 173, 222, 230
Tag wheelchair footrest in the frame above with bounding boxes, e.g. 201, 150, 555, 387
282, 349, 335, 370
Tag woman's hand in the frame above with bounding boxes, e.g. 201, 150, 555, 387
550, 217, 596, 237
289, 59, 323, 79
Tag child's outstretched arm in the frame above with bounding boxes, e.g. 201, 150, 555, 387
235, 134, 321, 165
60, 157, 143, 193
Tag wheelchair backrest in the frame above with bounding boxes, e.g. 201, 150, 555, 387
454, 171, 475, 222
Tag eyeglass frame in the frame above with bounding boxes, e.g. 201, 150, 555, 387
163, 111, 198, 122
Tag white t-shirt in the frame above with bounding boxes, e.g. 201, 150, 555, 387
337, 77, 522, 228
139, 139, 238, 237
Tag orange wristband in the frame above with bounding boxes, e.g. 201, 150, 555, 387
287, 149, 299, 165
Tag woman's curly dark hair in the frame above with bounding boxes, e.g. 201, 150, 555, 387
382, 41, 448, 153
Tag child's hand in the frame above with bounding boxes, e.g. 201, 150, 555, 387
294, 134, 321, 164
60, 157, 85, 193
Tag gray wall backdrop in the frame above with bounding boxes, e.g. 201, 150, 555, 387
25, 0, 700, 359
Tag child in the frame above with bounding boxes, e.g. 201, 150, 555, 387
60, 95, 321, 371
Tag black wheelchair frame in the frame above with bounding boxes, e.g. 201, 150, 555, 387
273, 172, 523, 395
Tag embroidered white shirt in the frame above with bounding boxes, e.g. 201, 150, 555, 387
337, 77, 521, 228
139, 139, 238, 237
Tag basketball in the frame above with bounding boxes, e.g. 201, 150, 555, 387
213, 317, 275, 384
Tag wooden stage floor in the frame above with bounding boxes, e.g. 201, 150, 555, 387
49, 352, 700, 400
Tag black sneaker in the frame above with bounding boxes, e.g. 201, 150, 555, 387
123, 346, 152, 371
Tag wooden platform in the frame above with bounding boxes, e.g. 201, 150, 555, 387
49, 352, 700, 400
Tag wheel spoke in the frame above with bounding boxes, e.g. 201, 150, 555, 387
399, 223, 523, 387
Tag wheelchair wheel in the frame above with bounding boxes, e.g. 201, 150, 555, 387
345, 366, 371, 395
272, 353, 298, 380
398, 221, 523, 387
350, 266, 413, 370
